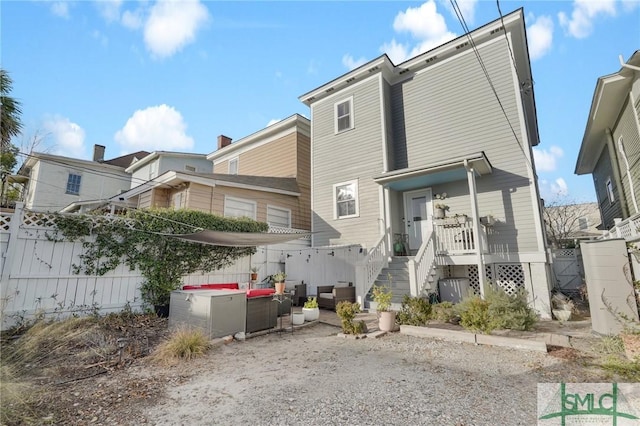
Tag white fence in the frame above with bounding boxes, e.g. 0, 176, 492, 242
0, 205, 311, 329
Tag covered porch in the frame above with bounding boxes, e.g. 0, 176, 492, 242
356, 152, 494, 302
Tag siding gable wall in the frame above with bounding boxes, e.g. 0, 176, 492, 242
311, 74, 384, 247
613, 97, 640, 216
390, 37, 540, 252
593, 146, 624, 229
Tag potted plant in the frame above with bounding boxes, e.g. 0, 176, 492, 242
454, 213, 468, 224
250, 266, 259, 281
372, 277, 395, 331
302, 296, 320, 321
434, 204, 449, 219
272, 271, 286, 295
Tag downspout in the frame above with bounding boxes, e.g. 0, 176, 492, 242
617, 134, 639, 214
606, 128, 631, 218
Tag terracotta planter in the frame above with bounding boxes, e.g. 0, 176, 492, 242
378, 311, 396, 332
250, 273, 258, 281
434, 208, 445, 219
621, 333, 640, 360
275, 282, 285, 295
302, 307, 319, 321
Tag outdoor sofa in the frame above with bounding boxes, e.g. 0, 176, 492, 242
317, 284, 356, 310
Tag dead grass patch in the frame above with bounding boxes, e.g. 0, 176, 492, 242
151, 327, 210, 365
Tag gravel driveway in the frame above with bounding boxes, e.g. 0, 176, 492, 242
143, 323, 608, 426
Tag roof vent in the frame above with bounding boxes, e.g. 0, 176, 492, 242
456, 42, 469, 50
346, 77, 356, 83
425, 56, 437, 64
325, 87, 334, 93
306, 96, 315, 102
368, 66, 379, 73
399, 68, 410, 75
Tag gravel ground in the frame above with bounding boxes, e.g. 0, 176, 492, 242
141, 323, 610, 426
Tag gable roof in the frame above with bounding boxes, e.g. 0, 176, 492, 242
19, 151, 131, 175
103, 151, 150, 168
125, 151, 209, 173
575, 51, 640, 175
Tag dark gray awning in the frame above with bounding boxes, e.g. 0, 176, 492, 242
170, 230, 312, 247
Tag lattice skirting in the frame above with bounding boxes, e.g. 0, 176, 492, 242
463, 264, 525, 296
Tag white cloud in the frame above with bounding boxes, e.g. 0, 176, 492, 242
342, 54, 367, 70
441, 0, 478, 24
122, 8, 144, 30
114, 105, 194, 152
380, 39, 411, 64
267, 119, 281, 127
533, 146, 564, 172
551, 178, 569, 196
43, 116, 87, 159
527, 15, 553, 61
558, 0, 616, 39
380, 1, 456, 64
92, 30, 109, 47
621, 0, 640, 11
96, 0, 123, 23
144, 0, 209, 59
307, 60, 318, 75
50, 1, 70, 19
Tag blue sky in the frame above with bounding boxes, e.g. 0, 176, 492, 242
3, 0, 639, 203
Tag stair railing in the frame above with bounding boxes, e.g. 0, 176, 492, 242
354, 229, 390, 308
408, 230, 437, 297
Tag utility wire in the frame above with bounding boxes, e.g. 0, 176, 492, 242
448, 0, 535, 175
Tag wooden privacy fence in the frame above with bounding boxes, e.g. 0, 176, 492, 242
0, 204, 310, 329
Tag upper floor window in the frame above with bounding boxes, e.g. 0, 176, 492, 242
267, 205, 291, 228
224, 196, 256, 220
578, 217, 588, 230
66, 173, 81, 195
149, 162, 157, 180
229, 157, 238, 175
335, 97, 354, 133
606, 178, 615, 205
334, 179, 359, 219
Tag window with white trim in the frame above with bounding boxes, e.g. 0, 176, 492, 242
224, 196, 256, 219
229, 157, 238, 175
334, 179, 358, 219
172, 192, 183, 209
149, 162, 157, 180
267, 205, 291, 228
606, 178, 615, 204
335, 97, 354, 133
66, 173, 82, 195
578, 217, 588, 230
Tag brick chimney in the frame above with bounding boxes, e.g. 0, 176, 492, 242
93, 144, 106, 162
217, 135, 232, 150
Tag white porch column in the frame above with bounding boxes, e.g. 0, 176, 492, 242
465, 161, 486, 298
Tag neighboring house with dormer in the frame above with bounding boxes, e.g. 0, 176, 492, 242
118, 114, 311, 230
125, 151, 213, 190
575, 51, 640, 231
298, 9, 551, 316
18, 145, 148, 213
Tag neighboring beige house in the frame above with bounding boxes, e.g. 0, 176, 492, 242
575, 51, 640, 230
543, 202, 601, 248
118, 114, 311, 230
298, 9, 552, 316
18, 145, 148, 213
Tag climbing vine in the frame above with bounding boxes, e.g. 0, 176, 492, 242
50, 208, 268, 306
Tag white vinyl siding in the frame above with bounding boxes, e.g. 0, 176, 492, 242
267, 205, 291, 227
335, 97, 354, 133
334, 179, 359, 219
224, 196, 256, 219
66, 173, 81, 195
229, 157, 238, 175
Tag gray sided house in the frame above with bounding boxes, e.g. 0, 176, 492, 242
575, 51, 640, 231
299, 9, 552, 317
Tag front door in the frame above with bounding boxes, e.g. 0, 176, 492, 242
403, 189, 433, 253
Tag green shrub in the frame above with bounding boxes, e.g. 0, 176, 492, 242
431, 301, 457, 323
485, 287, 537, 331
456, 296, 493, 333
372, 283, 393, 312
396, 295, 431, 326
336, 301, 366, 334
455, 287, 538, 334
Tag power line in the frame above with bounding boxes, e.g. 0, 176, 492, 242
448, 0, 535, 175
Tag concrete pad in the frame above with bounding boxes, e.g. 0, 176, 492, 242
337, 332, 366, 339
400, 325, 476, 344
368, 330, 387, 339
475, 333, 547, 353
